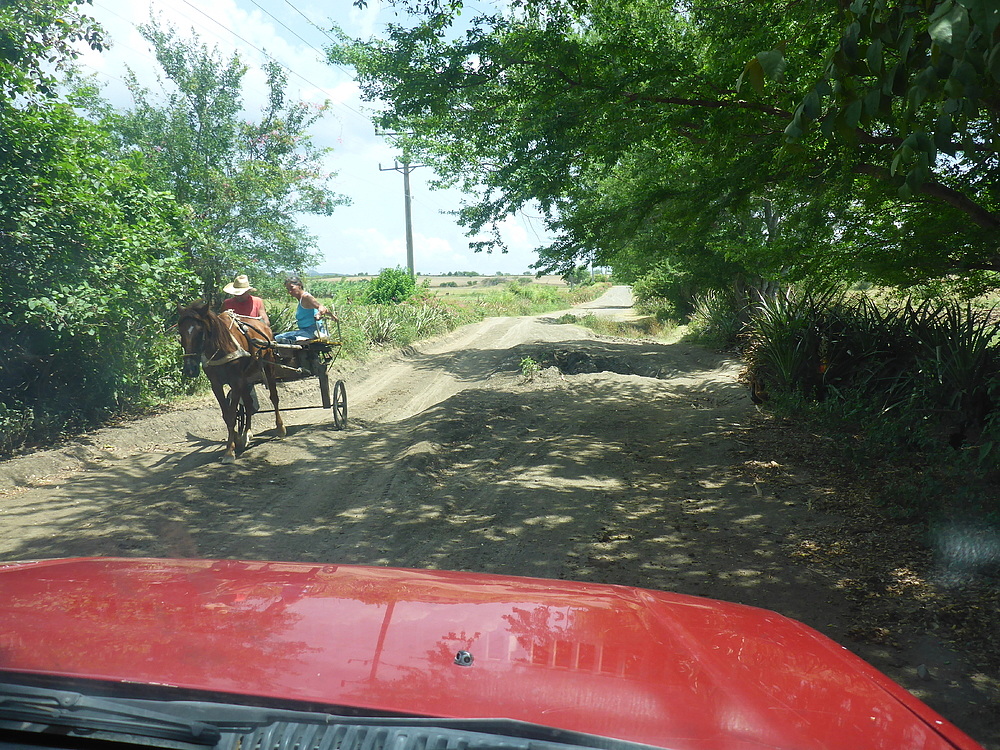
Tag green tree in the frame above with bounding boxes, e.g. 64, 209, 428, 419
107, 19, 348, 304
0, 0, 104, 99
0, 101, 199, 440
0, 3, 204, 453
787, 1, 1000, 213
331, 0, 1000, 294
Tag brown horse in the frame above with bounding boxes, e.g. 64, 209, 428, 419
178, 302, 285, 463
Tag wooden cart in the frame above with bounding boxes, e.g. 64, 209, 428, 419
269, 323, 347, 429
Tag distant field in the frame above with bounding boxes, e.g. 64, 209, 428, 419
313, 274, 569, 297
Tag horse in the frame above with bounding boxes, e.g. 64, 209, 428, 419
177, 302, 286, 463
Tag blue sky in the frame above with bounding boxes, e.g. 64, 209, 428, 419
77, 0, 551, 276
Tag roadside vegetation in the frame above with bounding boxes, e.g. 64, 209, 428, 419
3, 1, 999, 522
0, 264, 606, 458
600, 281, 1000, 525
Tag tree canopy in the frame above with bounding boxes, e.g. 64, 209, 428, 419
107, 19, 348, 303
1, 7, 350, 448
330, 0, 1000, 295
0, 0, 104, 99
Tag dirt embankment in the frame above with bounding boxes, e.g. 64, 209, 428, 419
0, 286, 997, 748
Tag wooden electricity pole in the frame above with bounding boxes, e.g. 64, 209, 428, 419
379, 158, 420, 278
377, 128, 423, 279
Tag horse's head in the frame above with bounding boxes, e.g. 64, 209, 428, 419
177, 302, 212, 378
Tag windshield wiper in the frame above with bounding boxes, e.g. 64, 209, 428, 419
0, 684, 221, 745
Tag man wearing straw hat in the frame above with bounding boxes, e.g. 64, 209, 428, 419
220, 274, 270, 327
219, 273, 269, 417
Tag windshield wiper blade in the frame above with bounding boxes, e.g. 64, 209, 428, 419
0, 684, 221, 745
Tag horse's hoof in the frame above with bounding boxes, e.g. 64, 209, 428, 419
221, 454, 236, 465
277, 427, 286, 438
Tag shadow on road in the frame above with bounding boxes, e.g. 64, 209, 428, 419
1, 329, 996, 748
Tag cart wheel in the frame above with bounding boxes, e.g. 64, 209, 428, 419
225, 387, 249, 447
331, 380, 347, 430
235, 400, 249, 449
317, 362, 331, 409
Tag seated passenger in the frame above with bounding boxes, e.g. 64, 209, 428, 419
275, 275, 334, 343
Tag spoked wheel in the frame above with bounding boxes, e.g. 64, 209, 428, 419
225, 386, 251, 448
331, 380, 347, 430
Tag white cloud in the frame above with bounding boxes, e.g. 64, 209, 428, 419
78, 0, 552, 275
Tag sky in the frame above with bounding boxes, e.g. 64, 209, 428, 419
76, 0, 552, 276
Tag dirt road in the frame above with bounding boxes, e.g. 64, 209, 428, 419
1, 286, 996, 747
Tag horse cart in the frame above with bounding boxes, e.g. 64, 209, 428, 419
178, 302, 348, 462
268, 322, 348, 430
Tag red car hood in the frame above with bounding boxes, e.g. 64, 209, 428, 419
0, 557, 980, 750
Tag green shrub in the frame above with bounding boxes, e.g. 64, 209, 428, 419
632, 265, 695, 319
364, 267, 417, 304
746, 289, 1000, 468
520, 356, 541, 381
686, 290, 748, 346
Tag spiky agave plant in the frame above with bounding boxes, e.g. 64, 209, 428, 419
743, 286, 842, 396
688, 290, 749, 346
907, 302, 1000, 440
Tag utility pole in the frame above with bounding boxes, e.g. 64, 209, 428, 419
376, 129, 423, 279
378, 158, 420, 278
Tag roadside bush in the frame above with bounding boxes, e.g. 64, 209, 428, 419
686, 290, 748, 347
632, 265, 695, 319
745, 289, 1000, 518
364, 267, 417, 304
337, 298, 472, 350
743, 289, 837, 395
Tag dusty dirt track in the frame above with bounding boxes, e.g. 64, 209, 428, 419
1, 286, 997, 748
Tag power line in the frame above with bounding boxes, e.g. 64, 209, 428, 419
280, 0, 364, 79
176, 0, 371, 120
247, 0, 326, 61
283, 0, 341, 45
98, 0, 370, 123
87, 2, 395, 192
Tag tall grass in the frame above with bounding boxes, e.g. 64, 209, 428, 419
743, 288, 1000, 518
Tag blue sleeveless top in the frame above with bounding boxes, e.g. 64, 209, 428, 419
295, 302, 317, 330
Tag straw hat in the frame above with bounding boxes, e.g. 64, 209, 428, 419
223, 274, 256, 296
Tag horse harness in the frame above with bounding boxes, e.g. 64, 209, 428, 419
184, 310, 273, 369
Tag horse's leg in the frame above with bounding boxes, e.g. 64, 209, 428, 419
209, 375, 239, 463
237, 376, 253, 450
263, 363, 286, 437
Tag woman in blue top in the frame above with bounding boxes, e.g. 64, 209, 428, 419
275, 276, 334, 342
